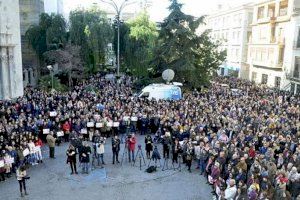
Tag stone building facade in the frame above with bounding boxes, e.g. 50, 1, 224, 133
19, 0, 44, 87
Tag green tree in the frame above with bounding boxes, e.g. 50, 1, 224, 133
69, 7, 113, 74
152, 0, 226, 87
123, 12, 158, 77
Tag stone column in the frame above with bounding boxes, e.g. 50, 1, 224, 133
23, 69, 28, 87
1, 48, 11, 99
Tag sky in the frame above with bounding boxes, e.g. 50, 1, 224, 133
63, 0, 252, 22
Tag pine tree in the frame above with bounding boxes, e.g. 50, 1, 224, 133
152, 0, 226, 88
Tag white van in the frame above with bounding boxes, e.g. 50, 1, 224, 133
138, 84, 182, 100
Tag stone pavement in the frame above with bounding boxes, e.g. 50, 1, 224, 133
0, 135, 213, 200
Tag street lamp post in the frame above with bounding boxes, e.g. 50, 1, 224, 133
100, 0, 135, 77
47, 65, 54, 91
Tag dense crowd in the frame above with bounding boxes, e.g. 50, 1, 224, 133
0, 73, 299, 200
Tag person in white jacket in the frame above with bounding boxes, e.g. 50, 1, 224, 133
96, 137, 106, 166
27, 140, 37, 165
224, 179, 237, 200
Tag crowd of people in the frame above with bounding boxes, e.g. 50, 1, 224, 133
0, 73, 299, 200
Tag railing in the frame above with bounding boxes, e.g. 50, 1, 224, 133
286, 71, 300, 81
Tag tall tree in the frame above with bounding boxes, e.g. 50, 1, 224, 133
152, 0, 226, 87
122, 12, 158, 77
69, 7, 113, 74
26, 13, 67, 73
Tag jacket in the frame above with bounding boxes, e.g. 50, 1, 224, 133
128, 137, 136, 151
81, 146, 91, 163
46, 134, 56, 148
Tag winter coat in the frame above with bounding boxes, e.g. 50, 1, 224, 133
289, 180, 300, 197
81, 146, 91, 163
145, 136, 153, 152
128, 137, 136, 151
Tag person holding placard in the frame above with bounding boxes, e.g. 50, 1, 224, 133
16, 166, 28, 197
4, 151, 13, 178
66, 144, 78, 175
96, 137, 106, 166
62, 121, 71, 142
81, 142, 91, 174
46, 132, 56, 159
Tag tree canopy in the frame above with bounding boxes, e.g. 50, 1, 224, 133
69, 7, 113, 74
151, 0, 226, 87
118, 11, 158, 77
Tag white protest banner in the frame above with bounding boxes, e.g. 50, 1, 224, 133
94, 114, 100, 120
113, 122, 120, 127
50, 111, 57, 117
87, 122, 95, 128
6, 157, 14, 164
43, 129, 50, 134
23, 148, 30, 157
107, 121, 113, 127
96, 123, 103, 128
131, 116, 138, 122
123, 116, 130, 121
81, 129, 88, 134
0, 160, 4, 167
57, 131, 64, 137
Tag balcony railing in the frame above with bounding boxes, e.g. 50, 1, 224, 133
286, 71, 300, 81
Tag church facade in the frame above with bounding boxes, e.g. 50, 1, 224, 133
0, 0, 23, 99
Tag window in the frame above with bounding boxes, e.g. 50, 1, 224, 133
291, 83, 295, 94
268, 4, 275, 17
279, 1, 288, 16
261, 74, 268, 84
294, 57, 300, 78
258, 6, 265, 19
275, 77, 281, 88
297, 84, 300, 94
297, 28, 300, 48
252, 72, 257, 82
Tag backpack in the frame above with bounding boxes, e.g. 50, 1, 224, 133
146, 166, 157, 173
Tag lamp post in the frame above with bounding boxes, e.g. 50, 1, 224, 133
47, 65, 54, 91
100, 0, 136, 77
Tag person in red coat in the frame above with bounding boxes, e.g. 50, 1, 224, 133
62, 121, 71, 142
127, 134, 136, 162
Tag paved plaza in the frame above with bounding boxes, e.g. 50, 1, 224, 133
0, 136, 213, 200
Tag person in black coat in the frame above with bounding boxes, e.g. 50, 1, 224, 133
145, 134, 153, 159
81, 142, 91, 174
112, 135, 120, 164
162, 132, 172, 159
66, 144, 78, 175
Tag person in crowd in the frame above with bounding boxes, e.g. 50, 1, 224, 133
34, 136, 43, 163
46, 132, 56, 159
224, 179, 237, 200
112, 135, 120, 164
66, 144, 78, 175
128, 134, 136, 163
81, 141, 91, 174
162, 132, 172, 159
172, 138, 181, 164
145, 134, 153, 159
16, 166, 28, 197
96, 137, 106, 166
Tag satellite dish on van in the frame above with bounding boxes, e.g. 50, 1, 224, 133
162, 69, 175, 83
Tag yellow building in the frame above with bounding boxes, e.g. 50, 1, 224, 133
248, 0, 300, 93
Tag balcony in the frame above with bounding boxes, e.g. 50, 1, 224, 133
250, 59, 283, 69
286, 71, 300, 81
